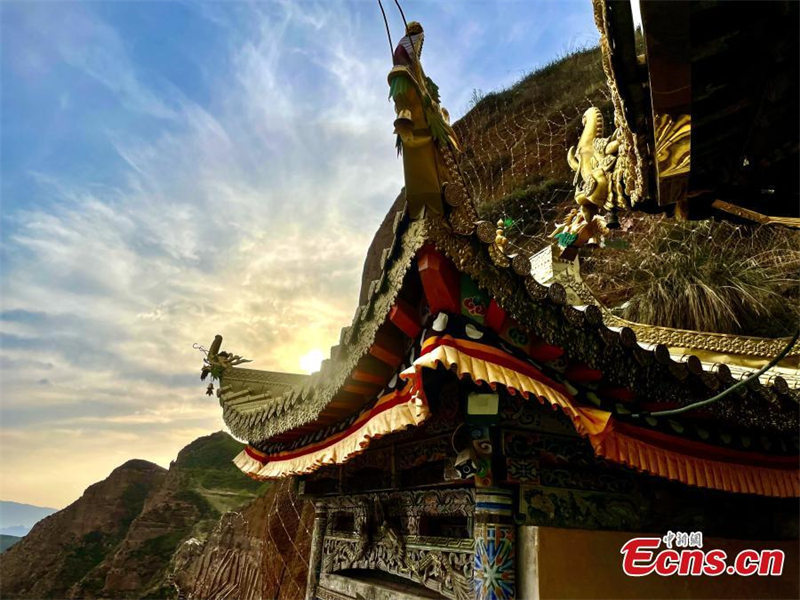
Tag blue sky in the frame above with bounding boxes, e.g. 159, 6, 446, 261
0, 0, 598, 507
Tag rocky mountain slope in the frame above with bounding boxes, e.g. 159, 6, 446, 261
0, 459, 165, 598
172, 480, 312, 600
0, 432, 266, 599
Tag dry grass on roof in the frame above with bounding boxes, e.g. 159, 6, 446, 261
582, 216, 800, 338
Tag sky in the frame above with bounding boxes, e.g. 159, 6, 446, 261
0, 0, 598, 509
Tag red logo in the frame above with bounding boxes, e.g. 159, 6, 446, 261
621, 533, 784, 577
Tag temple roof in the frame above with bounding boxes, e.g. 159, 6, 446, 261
212, 206, 799, 445
217, 369, 309, 417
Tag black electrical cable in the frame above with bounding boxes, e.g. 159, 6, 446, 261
377, 0, 393, 59
393, 0, 409, 30
633, 328, 799, 418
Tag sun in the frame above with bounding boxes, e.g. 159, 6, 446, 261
299, 349, 325, 374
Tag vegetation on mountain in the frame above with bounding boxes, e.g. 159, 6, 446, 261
0, 432, 265, 600
457, 47, 610, 224
584, 217, 800, 336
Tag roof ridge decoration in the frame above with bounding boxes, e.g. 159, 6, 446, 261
548, 0, 649, 253
198, 335, 253, 396
533, 247, 800, 363
388, 20, 477, 232
234, 315, 798, 497
219, 217, 429, 441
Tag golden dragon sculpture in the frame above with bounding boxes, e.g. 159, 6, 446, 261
554, 107, 631, 251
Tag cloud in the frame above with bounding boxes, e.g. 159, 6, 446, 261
0, 0, 596, 507
0, 1, 402, 507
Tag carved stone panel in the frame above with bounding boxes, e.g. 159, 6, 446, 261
319, 489, 475, 600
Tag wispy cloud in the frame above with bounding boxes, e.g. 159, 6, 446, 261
0, 0, 596, 507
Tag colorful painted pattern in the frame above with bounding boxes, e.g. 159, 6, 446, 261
405, 318, 799, 498
474, 525, 515, 600
460, 273, 489, 324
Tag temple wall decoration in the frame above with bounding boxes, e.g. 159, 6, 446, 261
314, 489, 475, 600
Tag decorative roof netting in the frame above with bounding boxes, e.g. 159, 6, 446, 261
453, 47, 611, 252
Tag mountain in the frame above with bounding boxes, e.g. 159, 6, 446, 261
172, 482, 312, 600
0, 535, 21, 553
0, 500, 58, 537
0, 432, 266, 599
0, 459, 165, 599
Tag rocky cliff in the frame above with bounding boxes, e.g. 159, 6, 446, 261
0, 432, 266, 599
0, 459, 166, 599
172, 480, 313, 600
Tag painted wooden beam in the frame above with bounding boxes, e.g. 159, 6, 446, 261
352, 354, 393, 385
417, 244, 460, 314
485, 299, 508, 333
389, 297, 422, 339
368, 329, 405, 368
351, 369, 387, 386
342, 382, 379, 396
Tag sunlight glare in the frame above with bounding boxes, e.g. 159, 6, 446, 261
299, 349, 325, 374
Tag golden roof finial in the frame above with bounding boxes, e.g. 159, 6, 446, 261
494, 219, 508, 251
406, 21, 423, 35
488, 219, 510, 267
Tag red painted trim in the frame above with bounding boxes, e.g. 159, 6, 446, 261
246, 387, 419, 464
389, 298, 422, 339
485, 299, 508, 333
417, 245, 460, 314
